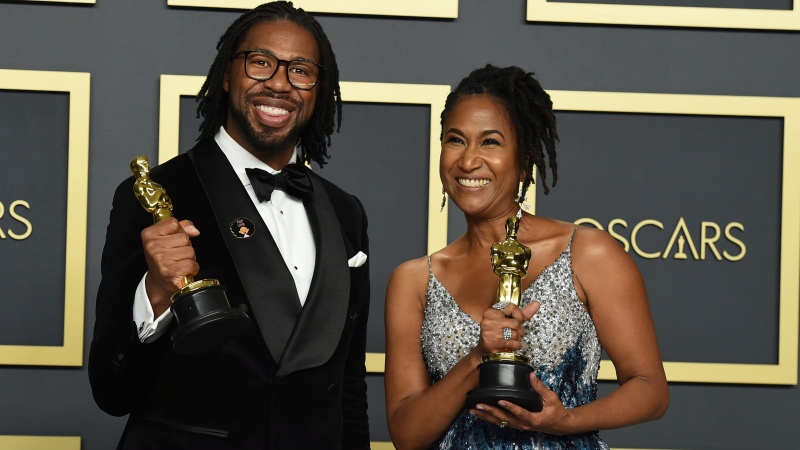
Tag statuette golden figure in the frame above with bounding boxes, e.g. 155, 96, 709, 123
130, 155, 249, 354
491, 215, 531, 309
131, 155, 173, 223
465, 214, 542, 412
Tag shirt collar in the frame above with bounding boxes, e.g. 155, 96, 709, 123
213, 126, 298, 187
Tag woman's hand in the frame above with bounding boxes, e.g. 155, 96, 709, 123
469, 373, 573, 435
475, 301, 540, 356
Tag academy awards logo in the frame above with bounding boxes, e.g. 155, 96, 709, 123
576, 217, 745, 262
0, 199, 32, 240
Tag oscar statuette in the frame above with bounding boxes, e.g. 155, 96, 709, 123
131, 155, 249, 355
465, 215, 543, 412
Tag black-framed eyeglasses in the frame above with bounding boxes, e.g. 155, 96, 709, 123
232, 50, 322, 90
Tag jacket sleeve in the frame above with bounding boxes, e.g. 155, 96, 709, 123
340, 197, 371, 449
88, 177, 170, 416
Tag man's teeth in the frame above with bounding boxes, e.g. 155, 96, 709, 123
256, 105, 289, 115
458, 178, 490, 187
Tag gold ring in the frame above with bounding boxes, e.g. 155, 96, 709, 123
499, 421, 508, 428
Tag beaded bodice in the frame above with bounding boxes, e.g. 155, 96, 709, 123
420, 231, 608, 449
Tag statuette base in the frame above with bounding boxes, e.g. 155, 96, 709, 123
170, 281, 250, 355
465, 359, 542, 412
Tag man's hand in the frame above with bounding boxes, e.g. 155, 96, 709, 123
142, 219, 200, 317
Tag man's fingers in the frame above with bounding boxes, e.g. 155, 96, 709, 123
178, 219, 200, 237
170, 260, 200, 282
152, 217, 183, 234
143, 233, 194, 254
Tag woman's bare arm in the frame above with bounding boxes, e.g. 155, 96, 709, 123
471, 226, 668, 434
384, 257, 536, 449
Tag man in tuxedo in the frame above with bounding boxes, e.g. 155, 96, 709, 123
88, 2, 370, 449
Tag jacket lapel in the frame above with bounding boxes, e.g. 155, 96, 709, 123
187, 142, 301, 363
276, 172, 350, 378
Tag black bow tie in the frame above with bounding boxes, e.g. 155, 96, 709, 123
246, 164, 313, 202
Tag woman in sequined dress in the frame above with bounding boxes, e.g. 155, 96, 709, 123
384, 65, 669, 450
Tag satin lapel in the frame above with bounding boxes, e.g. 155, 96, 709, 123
188, 143, 301, 363
276, 173, 350, 378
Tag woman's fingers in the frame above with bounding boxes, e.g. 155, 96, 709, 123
480, 301, 541, 353
521, 301, 540, 320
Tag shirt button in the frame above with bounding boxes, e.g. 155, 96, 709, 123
280, 210, 284, 214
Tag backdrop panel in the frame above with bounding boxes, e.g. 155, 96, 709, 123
1, 0, 799, 448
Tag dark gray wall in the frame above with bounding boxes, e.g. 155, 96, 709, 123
1, 0, 799, 448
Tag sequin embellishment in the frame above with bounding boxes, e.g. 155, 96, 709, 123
421, 231, 609, 449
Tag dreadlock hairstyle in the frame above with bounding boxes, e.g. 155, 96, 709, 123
441, 64, 559, 195
196, 1, 342, 168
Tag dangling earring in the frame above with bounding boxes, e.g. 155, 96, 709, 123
440, 186, 447, 212
516, 184, 531, 212
514, 187, 528, 220
515, 187, 526, 204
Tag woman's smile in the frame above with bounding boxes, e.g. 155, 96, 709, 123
458, 178, 491, 187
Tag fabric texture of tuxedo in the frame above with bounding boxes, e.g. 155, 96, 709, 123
88, 138, 370, 449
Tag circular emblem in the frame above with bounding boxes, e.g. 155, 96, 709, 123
230, 217, 255, 239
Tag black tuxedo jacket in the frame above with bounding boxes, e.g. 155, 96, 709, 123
88, 139, 370, 449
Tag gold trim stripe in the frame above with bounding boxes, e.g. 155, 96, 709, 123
0, 69, 90, 367
22, 0, 94, 3
527, 0, 800, 31
337, 82, 451, 255
0, 436, 80, 449
167, 0, 458, 18
551, 91, 800, 385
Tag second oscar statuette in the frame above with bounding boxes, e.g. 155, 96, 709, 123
465, 215, 543, 412
131, 155, 249, 355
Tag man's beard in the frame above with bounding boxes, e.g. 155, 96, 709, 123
229, 94, 305, 157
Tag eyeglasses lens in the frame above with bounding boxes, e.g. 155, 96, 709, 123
245, 52, 319, 90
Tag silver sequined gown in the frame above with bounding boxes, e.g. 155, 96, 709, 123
421, 231, 608, 449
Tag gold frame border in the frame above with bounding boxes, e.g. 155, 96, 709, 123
554, 91, 800, 385
167, 0, 458, 18
369, 91, 800, 386
0, 436, 80, 449
527, 0, 800, 31
0, 69, 90, 367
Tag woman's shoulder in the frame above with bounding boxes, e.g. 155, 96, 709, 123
388, 255, 430, 295
386, 256, 432, 315
570, 223, 643, 289
391, 255, 430, 280
571, 224, 627, 260
388, 241, 466, 304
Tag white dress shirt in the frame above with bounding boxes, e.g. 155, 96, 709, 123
133, 126, 316, 342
